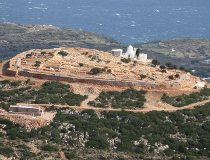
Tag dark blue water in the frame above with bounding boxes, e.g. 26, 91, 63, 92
0, 0, 209, 44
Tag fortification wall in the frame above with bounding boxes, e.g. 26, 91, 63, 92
5, 69, 17, 76
17, 70, 137, 87
5, 67, 195, 89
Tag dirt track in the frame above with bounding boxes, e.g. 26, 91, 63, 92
23, 95, 210, 114
16, 88, 208, 114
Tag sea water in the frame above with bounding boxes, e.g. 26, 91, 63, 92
0, 0, 209, 44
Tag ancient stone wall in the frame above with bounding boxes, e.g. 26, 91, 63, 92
4, 68, 195, 89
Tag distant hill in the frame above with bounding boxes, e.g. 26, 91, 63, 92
0, 22, 126, 59
134, 38, 210, 60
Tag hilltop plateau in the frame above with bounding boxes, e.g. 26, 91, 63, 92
7, 47, 200, 90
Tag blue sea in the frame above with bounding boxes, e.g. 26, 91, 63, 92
0, 0, 209, 44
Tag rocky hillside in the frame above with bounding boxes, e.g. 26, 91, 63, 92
0, 22, 126, 59
134, 38, 210, 60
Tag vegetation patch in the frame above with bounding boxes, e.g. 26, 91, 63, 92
0, 103, 210, 159
121, 58, 131, 63
0, 79, 24, 88
58, 51, 68, 56
161, 87, 210, 107
88, 88, 147, 109
41, 144, 59, 152
0, 145, 14, 157
0, 81, 87, 107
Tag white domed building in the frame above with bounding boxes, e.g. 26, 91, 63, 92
124, 45, 136, 58
111, 45, 147, 62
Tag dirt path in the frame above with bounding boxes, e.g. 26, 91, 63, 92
33, 96, 210, 113
80, 94, 99, 108
60, 152, 66, 160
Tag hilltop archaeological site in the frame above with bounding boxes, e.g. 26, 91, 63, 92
6, 47, 201, 89
0, 46, 209, 131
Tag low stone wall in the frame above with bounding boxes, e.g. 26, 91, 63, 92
5, 69, 17, 76
4, 65, 196, 89
17, 70, 138, 87
5, 68, 194, 89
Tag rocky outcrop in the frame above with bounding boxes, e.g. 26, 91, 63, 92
0, 113, 51, 130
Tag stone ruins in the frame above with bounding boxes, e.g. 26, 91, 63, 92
6, 47, 199, 89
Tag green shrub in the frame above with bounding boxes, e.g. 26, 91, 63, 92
165, 62, 173, 68
160, 65, 166, 70
49, 52, 54, 56
34, 61, 41, 67
41, 51, 47, 55
179, 66, 185, 70
85, 137, 109, 149
0, 132, 4, 137
121, 58, 131, 63
61, 128, 68, 133
91, 67, 102, 74
17, 144, 31, 150
41, 144, 59, 152
81, 109, 95, 116
164, 148, 174, 156
161, 69, 167, 74
152, 59, 160, 66
20, 152, 36, 160
51, 130, 61, 143
45, 105, 56, 111
168, 75, 174, 80
0, 79, 10, 84
88, 101, 96, 106
79, 63, 84, 67
175, 74, 180, 78
0, 146, 14, 157
10, 81, 21, 87
65, 151, 76, 159
26, 54, 32, 58
140, 74, 147, 79
58, 51, 68, 56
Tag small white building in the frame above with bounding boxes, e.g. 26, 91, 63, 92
111, 49, 123, 56
201, 59, 210, 66
9, 105, 42, 116
138, 53, 147, 62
